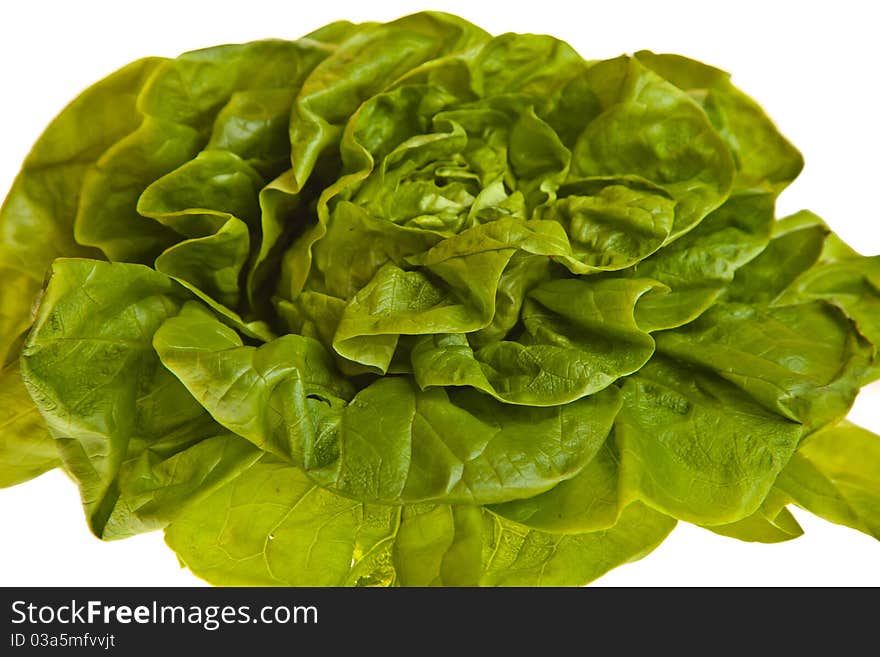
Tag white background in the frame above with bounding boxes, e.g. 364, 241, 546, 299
1, 0, 878, 586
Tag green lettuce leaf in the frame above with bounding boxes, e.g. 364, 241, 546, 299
0, 362, 59, 487
154, 301, 622, 505
410, 276, 659, 405
655, 301, 871, 429
480, 502, 675, 586
615, 358, 802, 524
20, 260, 260, 538
165, 456, 675, 586
776, 421, 880, 539
704, 489, 803, 544
493, 358, 804, 530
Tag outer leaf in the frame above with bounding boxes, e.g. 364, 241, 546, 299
0, 268, 37, 365
0, 362, 59, 487
703, 488, 803, 543
20, 260, 258, 538
776, 421, 880, 539
140, 36, 349, 311
198, 20, 357, 176
494, 427, 805, 540
165, 457, 401, 586
109, 432, 262, 537
0, 58, 164, 418
724, 210, 880, 380
165, 458, 674, 587
138, 39, 336, 133
656, 301, 871, 429
774, 241, 880, 383
480, 503, 675, 586
393, 504, 483, 586
76, 38, 338, 265
614, 358, 802, 524
490, 440, 623, 533
611, 50, 805, 330
74, 116, 204, 262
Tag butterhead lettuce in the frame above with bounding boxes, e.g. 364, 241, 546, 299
2, 12, 878, 586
